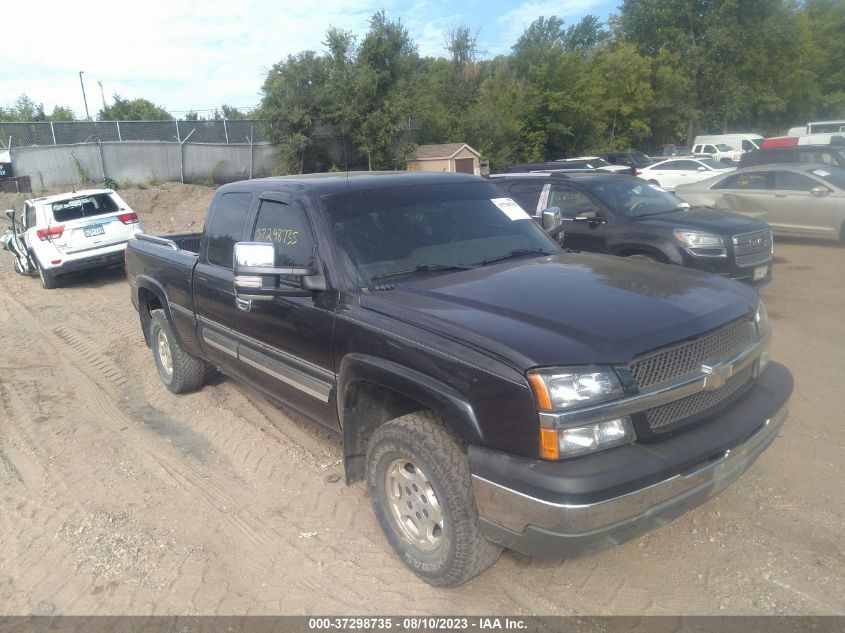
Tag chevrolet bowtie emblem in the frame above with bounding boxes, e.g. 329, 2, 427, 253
701, 363, 733, 391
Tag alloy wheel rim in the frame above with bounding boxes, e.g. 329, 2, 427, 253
384, 458, 444, 551
156, 329, 173, 377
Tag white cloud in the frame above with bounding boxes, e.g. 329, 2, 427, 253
0, 0, 612, 116
497, 0, 608, 50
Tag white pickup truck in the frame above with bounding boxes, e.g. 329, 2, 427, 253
3, 189, 144, 288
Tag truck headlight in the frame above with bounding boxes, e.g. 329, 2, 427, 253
673, 229, 726, 257
540, 417, 636, 459
527, 367, 624, 411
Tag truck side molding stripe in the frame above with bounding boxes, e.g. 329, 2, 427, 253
202, 329, 238, 358
239, 346, 332, 402
197, 315, 333, 401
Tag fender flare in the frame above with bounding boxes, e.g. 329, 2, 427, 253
134, 275, 181, 348
338, 354, 486, 481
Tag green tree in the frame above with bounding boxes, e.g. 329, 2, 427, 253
99, 95, 172, 120
615, 0, 806, 139
260, 51, 329, 173
582, 42, 655, 150
221, 104, 249, 119
353, 11, 418, 169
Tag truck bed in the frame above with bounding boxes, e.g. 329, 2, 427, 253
126, 232, 203, 319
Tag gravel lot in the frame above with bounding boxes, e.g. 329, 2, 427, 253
0, 184, 842, 615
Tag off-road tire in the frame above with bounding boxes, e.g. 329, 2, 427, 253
149, 310, 210, 394
38, 265, 60, 289
366, 410, 501, 587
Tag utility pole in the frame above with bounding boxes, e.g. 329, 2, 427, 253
79, 71, 90, 120
97, 80, 106, 109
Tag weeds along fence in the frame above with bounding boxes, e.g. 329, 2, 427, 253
0, 120, 278, 191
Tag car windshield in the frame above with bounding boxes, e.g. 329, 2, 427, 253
322, 182, 561, 287
51, 194, 119, 222
700, 158, 729, 169
584, 158, 611, 167
715, 144, 733, 151
630, 152, 651, 165
591, 180, 685, 217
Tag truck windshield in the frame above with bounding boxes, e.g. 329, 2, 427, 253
322, 182, 560, 286
591, 180, 686, 217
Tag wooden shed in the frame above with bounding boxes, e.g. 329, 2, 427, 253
406, 143, 481, 175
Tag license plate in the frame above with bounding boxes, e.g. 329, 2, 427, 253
83, 224, 105, 237
754, 265, 768, 281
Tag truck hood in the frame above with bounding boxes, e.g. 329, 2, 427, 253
632, 207, 766, 236
360, 253, 758, 369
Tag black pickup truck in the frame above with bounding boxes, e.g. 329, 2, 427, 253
125, 172, 792, 587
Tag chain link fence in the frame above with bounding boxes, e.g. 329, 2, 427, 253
8, 141, 279, 191
0, 119, 269, 148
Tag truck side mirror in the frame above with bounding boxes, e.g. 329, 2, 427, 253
810, 186, 831, 197
233, 242, 325, 299
541, 206, 562, 230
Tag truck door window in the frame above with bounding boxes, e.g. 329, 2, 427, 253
251, 200, 315, 268
205, 192, 252, 268
548, 186, 597, 220
503, 180, 544, 214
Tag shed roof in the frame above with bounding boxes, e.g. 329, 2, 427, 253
410, 143, 480, 160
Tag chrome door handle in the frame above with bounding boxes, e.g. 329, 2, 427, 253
236, 297, 252, 312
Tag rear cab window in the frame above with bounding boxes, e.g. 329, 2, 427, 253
50, 194, 119, 222
204, 192, 253, 268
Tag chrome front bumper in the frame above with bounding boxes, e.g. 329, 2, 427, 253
472, 403, 789, 557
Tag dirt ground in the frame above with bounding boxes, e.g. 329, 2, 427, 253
0, 183, 842, 616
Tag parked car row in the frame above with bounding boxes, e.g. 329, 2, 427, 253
3, 170, 793, 588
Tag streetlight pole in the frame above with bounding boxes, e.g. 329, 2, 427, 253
79, 71, 90, 120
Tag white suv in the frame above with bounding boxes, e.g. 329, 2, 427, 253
17, 189, 144, 288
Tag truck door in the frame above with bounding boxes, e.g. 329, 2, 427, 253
194, 191, 253, 371
547, 183, 609, 253
235, 195, 339, 430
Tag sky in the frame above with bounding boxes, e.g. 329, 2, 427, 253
1, 0, 617, 119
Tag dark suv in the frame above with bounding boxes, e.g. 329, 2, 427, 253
599, 151, 653, 170
489, 172, 773, 286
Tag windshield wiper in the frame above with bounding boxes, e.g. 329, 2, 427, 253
477, 248, 551, 266
369, 264, 474, 284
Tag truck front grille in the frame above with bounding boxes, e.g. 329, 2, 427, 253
644, 364, 754, 433
733, 229, 772, 267
629, 320, 755, 389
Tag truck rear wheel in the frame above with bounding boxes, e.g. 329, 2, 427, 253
149, 310, 210, 394
366, 410, 501, 587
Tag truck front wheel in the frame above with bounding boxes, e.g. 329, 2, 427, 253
150, 310, 211, 394
366, 410, 501, 587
